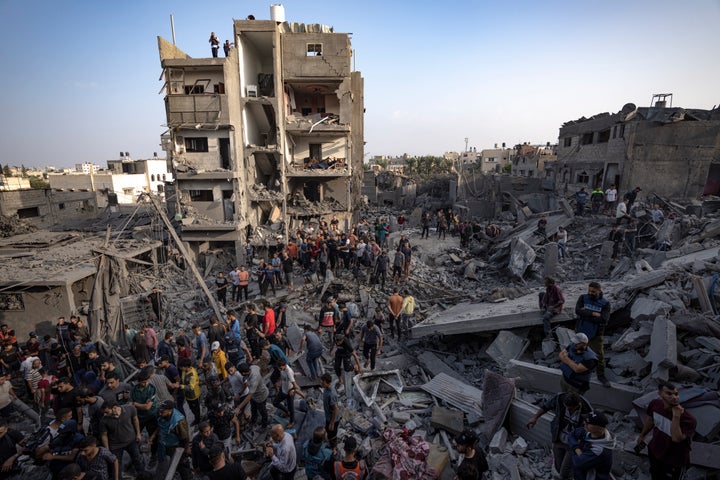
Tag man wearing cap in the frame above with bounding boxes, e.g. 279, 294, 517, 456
568, 412, 615, 480
559, 332, 598, 395
527, 392, 593, 479
151, 400, 191, 480
454, 430, 488, 478
636, 380, 696, 480
575, 282, 611, 387
265, 424, 296, 479
99, 400, 145, 479
333, 436, 367, 480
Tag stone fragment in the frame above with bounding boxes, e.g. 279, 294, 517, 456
509, 238, 536, 277
630, 297, 672, 321
512, 436, 528, 455
489, 427, 508, 454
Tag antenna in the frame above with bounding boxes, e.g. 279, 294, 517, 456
170, 15, 176, 46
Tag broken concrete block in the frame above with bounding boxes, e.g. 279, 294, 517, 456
544, 243, 558, 278
556, 327, 575, 348
597, 241, 614, 278
646, 316, 677, 380
486, 331, 529, 366
688, 404, 720, 441
392, 411, 411, 423
611, 323, 653, 352
509, 237, 536, 277
449, 253, 462, 264
512, 436, 528, 455
696, 336, 720, 353
430, 406, 464, 436
541, 338, 556, 357
489, 427, 508, 454
607, 350, 649, 376
630, 297, 672, 321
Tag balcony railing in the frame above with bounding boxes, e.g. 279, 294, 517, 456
166, 94, 229, 126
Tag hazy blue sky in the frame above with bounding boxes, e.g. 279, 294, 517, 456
1, 0, 718, 168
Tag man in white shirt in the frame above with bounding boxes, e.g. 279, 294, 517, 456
604, 184, 618, 215
616, 199, 631, 225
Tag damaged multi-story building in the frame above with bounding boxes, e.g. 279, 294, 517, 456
547, 94, 720, 199
157, 10, 364, 263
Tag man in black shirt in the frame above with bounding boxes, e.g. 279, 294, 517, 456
208, 443, 246, 480
454, 430, 488, 478
53, 377, 83, 431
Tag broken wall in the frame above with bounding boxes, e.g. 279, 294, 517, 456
623, 121, 720, 199
281, 33, 351, 78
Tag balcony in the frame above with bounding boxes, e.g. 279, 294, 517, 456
285, 113, 349, 136
166, 94, 229, 127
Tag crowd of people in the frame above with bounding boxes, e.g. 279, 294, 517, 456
0, 206, 697, 480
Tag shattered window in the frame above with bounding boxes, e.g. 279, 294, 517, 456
598, 129, 610, 143
189, 190, 214, 202
185, 137, 209, 153
581, 132, 594, 145
563, 137, 572, 147
307, 43, 323, 56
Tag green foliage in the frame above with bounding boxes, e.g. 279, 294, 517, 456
2, 165, 11, 177
403, 156, 454, 179
502, 163, 512, 173
28, 175, 49, 189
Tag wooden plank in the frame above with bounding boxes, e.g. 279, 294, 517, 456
505, 359, 642, 412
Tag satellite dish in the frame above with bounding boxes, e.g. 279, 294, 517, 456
620, 103, 636, 115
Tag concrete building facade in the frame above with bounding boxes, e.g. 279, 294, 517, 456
548, 99, 720, 199
158, 15, 364, 261
50, 157, 173, 207
0, 188, 98, 227
479, 146, 513, 173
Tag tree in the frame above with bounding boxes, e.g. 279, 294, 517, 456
2, 165, 11, 177
21, 165, 27, 177
28, 175, 49, 189
502, 163, 512, 174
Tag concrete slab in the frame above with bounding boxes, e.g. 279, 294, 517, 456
691, 275, 713, 313
696, 336, 720, 353
507, 398, 553, 447
626, 269, 669, 290
556, 327, 575, 348
506, 359, 642, 412
509, 237, 536, 277
487, 331, 529, 366
417, 351, 466, 382
688, 404, 720, 441
413, 282, 625, 338
630, 297, 672, 321
611, 322, 653, 352
431, 406, 465, 436
646, 316, 677, 380
481, 369, 516, 443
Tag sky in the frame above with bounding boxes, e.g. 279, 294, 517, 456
0, 0, 719, 168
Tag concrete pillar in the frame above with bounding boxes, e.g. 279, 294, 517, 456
544, 242, 558, 278
597, 241, 615, 278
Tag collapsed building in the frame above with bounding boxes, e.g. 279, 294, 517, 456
547, 94, 720, 199
157, 14, 364, 263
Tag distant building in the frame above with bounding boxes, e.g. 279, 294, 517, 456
548, 96, 720, 198
49, 156, 173, 206
75, 162, 99, 174
510, 143, 557, 178
479, 145, 513, 173
459, 148, 480, 166
0, 188, 97, 226
157, 7, 364, 262
0, 176, 31, 191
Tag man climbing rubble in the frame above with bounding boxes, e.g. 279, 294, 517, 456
527, 392, 593, 480
559, 332, 598, 395
574, 282, 611, 387
539, 277, 564, 338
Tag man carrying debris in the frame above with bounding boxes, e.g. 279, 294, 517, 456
558, 332, 598, 395
527, 392, 593, 480
539, 277, 565, 338
574, 282, 611, 387
568, 412, 615, 480
636, 380, 697, 480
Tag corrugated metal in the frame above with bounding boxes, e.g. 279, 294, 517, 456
420, 372, 483, 414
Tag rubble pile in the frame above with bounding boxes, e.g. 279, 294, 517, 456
0, 214, 37, 237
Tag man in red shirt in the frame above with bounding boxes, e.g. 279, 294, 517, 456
263, 303, 276, 337
636, 381, 696, 480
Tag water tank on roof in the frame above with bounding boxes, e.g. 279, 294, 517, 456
270, 4, 285, 22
